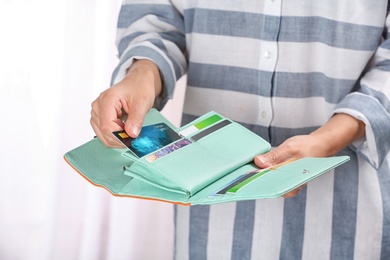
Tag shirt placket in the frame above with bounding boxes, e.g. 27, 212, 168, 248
257, 0, 282, 140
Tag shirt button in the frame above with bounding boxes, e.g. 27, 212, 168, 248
261, 111, 267, 118
264, 51, 271, 59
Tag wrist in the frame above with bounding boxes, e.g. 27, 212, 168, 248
127, 59, 163, 97
309, 113, 366, 156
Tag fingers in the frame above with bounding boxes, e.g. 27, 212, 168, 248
282, 184, 307, 198
90, 117, 124, 148
253, 136, 311, 198
123, 99, 151, 138
90, 94, 125, 148
254, 147, 292, 168
90, 78, 156, 147
254, 135, 308, 168
254, 150, 305, 198
90, 59, 161, 148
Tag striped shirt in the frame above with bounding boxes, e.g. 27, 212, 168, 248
112, 1, 390, 259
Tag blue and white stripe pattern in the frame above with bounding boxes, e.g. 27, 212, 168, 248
113, 1, 390, 259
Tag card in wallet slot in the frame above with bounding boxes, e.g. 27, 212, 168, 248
191, 119, 231, 141
64, 108, 350, 206
113, 122, 181, 158
179, 114, 223, 137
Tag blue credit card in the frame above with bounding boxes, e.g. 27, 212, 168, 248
113, 123, 181, 157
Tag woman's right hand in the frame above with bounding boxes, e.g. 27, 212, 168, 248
90, 59, 162, 148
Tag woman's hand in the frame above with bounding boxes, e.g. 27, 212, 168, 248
90, 60, 162, 148
255, 113, 366, 198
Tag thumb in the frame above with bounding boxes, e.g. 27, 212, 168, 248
124, 105, 150, 138
254, 148, 289, 169
254, 151, 279, 168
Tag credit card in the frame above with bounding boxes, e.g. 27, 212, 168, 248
216, 170, 262, 195
191, 119, 231, 141
226, 160, 297, 194
179, 114, 223, 137
113, 123, 181, 158
145, 138, 192, 163
208, 169, 262, 197
208, 174, 246, 197
226, 169, 270, 194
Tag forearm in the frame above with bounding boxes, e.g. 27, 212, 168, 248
309, 113, 366, 157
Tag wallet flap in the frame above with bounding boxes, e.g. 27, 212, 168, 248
64, 108, 177, 195
187, 156, 350, 205
64, 138, 131, 194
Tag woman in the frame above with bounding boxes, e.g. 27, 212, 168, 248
91, 1, 390, 259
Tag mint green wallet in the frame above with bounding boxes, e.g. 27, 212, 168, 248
64, 109, 349, 205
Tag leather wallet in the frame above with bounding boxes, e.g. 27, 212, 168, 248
64, 109, 349, 205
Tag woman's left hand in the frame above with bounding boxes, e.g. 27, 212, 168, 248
254, 113, 366, 198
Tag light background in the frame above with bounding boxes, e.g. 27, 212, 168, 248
0, 1, 186, 259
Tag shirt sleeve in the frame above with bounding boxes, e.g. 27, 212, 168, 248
111, 1, 187, 110
333, 12, 390, 170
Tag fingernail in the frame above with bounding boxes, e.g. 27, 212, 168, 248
256, 155, 268, 165
130, 124, 140, 137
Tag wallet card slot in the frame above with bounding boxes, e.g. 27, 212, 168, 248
121, 150, 137, 162
190, 119, 232, 141
187, 163, 260, 204
178, 112, 223, 137
144, 138, 193, 163
122, 111, 271, 197
219, 157, 350, 198
123, 165, 189, 196
119, 177, 191, 203
139, 142, 227, 195
195, 122, 271, 163
223, 166, 301, 198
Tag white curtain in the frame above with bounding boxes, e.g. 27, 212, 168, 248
0, 1, 186, 259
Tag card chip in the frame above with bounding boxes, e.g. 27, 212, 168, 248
118, 132, 129, 139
